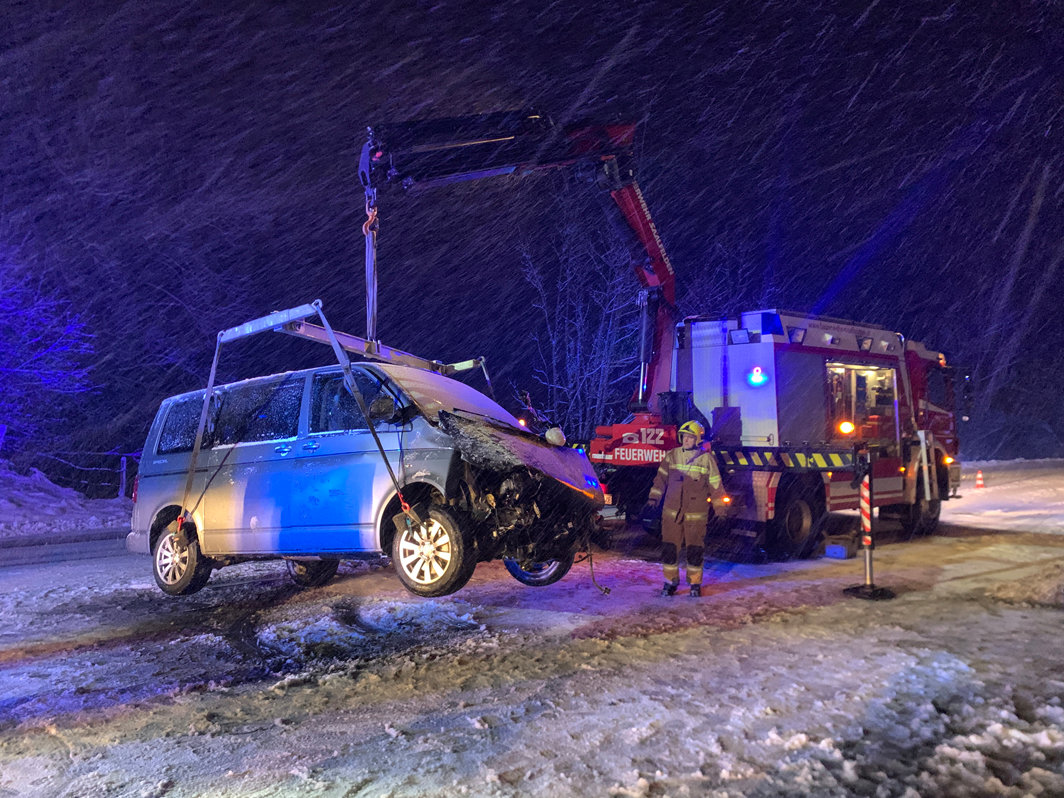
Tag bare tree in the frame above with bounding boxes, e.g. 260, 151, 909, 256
0, 247, 95, 453
519, 187, 642, 442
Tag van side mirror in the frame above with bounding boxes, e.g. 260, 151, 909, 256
368, 396, 397, 424
545, 427, 567, 447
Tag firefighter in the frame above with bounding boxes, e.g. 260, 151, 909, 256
643, 420, 724, 598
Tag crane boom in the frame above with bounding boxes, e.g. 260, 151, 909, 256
359, 110, 677, 411
358, 111, 682, 516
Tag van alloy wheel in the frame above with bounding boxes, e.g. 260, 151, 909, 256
152, 520, 212, 596
392, 505, 475, 597
155, 534, 188, 584
398, 518, 452, 584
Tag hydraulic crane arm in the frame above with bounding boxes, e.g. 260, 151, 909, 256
359, 110, 676, 408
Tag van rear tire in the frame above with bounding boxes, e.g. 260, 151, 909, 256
285, 558, 340, 588
392, 506, 476, 597
153, 523, 212, 596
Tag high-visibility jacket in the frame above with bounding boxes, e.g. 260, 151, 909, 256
647, 444, 724, 547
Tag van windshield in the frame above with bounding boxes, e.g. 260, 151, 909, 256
375, 364, 520, 429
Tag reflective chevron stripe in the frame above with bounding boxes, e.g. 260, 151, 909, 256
715, 447, 855, 472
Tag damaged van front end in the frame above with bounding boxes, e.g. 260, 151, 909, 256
438, 410, 603, 558
376, 364, 605, 595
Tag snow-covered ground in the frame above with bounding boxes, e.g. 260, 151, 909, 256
1, 460, 1064, 797
942, 459, 1064, 536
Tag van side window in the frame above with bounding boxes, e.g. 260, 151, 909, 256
157, 395, 204, 454
214, 379, 302, 445
310, 372, 383, 433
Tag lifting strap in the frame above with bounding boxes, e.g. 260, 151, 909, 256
315, 306, 416, 521
176, 302, 422, 542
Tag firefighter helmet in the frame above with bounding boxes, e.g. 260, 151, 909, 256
678, 420, 705, 439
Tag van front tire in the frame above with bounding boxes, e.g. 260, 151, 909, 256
392, 506, 476, 597
153, 524, 212, 596
503, 549, 575, 586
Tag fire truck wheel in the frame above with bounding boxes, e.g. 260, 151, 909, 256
901, 479, 941, 538
770, 485, 826, 560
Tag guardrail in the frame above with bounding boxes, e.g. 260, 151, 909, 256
31, 452, 140, 499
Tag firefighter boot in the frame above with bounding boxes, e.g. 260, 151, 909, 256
661, 563, 680, 596
690, 584, 702, 598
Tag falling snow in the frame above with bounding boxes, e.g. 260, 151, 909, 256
3, 3, 1064, 792
2, 1, 1062, 482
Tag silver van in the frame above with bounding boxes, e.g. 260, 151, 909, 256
129, 315, 604, 599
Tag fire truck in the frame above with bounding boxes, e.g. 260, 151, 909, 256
592, 309, 964, 557
360, 111, 964, 558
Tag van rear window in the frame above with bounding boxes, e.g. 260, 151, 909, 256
156, 376, 303, 454
157, 396, 204, 455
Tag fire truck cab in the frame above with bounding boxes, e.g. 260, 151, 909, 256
673, 309, 961, 557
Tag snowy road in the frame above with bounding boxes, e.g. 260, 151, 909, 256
2, 461, 1064, 796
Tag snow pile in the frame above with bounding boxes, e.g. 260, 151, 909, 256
987, 561, 1064, 607
0, 460, 131, 541
943, 459, 1064, 534
786, 651, 1064, 797
6, 459, 1064, 796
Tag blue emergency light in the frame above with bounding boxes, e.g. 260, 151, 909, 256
746, 366, 769, 387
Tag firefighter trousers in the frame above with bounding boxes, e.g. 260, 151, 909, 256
662, 542, 703, 586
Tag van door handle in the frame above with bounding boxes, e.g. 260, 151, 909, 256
274, 444, 293, 455
302, 442, 320, 451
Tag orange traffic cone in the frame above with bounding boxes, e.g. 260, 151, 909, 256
975, 470, 985, 488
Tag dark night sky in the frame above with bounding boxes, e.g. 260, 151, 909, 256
2, 0, 1062, 470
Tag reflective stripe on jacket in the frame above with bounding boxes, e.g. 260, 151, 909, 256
647, 444, 724, 547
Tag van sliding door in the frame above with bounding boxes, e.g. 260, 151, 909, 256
200, 375, 306, 555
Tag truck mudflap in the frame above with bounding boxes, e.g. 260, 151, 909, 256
438, 410, 605, 510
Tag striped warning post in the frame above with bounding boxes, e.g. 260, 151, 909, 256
860, 473, 872, 547
844, 465, 894, 601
